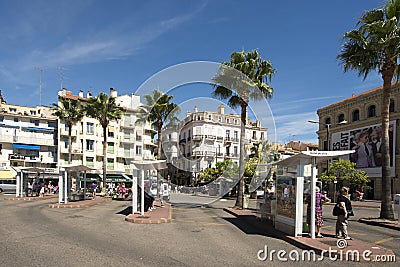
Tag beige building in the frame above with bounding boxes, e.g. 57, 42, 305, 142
57, 88, 156, 177
316, 82, 400, 199
0, 91, 58, 181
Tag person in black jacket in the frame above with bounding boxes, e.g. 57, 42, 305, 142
335, 187, 353, 240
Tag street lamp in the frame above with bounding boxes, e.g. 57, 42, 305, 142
308, 119, 347, 151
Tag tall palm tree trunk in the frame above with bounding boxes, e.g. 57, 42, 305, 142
234, 102, 247, 209
103, 126, 107, 189
380, 68, 395, 220
68, 122, 72, 164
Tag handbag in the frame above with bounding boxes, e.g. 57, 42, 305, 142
332, 203, 345, 216
347, 210, 354, 217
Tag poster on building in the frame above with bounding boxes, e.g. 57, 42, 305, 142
331, 121, 396, 177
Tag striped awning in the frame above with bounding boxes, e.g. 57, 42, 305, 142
0, 170, 15, 179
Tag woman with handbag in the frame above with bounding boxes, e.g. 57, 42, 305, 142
335, 186, 353, 240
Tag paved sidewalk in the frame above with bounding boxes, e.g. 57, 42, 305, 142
125, 201, 172, 224
223, 207, 395, 262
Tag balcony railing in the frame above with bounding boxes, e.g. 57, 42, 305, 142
192, 135, 203, 141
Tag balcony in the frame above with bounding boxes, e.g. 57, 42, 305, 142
192, 135, 203, 141
60, 129, 77, 136
121, 138, 135, 144
8, 154, 26, 160
205, 135, 216, 141
224, 153, 238, 159
179, 138, 186, 144
224, 137, 232, 144
216, 136, 223, 142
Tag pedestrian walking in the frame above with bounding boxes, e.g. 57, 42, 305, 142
306, 186, 330, 238
335, 186, 354, 240
91, 182, 97, 200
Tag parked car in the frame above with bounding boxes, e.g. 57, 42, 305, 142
0, 179, 17, 193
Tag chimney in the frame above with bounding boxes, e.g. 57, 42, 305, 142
87, 91, 92, 98
110, 88, 117, 98
186, 111, 191, 117
218, 104, 224, 114
194, 106, 198, 113
78, 90, 84, 98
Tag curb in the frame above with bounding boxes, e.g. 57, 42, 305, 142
125, 203, 172, 224
48, 197, 111, 208
4, 195, 57, 201
358, 218, 400, 231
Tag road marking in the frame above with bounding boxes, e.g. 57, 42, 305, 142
374, 237, 394, 244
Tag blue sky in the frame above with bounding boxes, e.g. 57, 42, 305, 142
0, 0, 387, 144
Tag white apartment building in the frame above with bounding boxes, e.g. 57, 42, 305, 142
0, 91, 58, 180
163, 104, 267, 185
57, 89, 156, 176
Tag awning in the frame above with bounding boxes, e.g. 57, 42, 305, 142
21, 127, 54, 133
12, 144, 40, 150
80, 173, 132, 183
0, 170, 15, 179
0, 124, 19, 129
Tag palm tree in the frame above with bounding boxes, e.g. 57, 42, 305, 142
52, 97, 84, 164
84, 92, 124, 189
337, 0, 400, 220
212, 49, 275, 209
136, 89, 179, 160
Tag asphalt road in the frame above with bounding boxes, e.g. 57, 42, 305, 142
0, 193, 397, 267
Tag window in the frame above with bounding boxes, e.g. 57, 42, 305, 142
30, 119, 39, 126
136, 145, 142, 155
86, 140, 94, 151
390, 99, 395, 112
252, 131, 257, 139
338, 114, 345, 123
261, 132, 265, 140
352, 110, 360, 122
9, 108, 16, 113
226, 118, 230, 123
226, 130, 230, 139
234, 146, 238, 156
108, 131, 114, 138
107, 142, 114, 153
368, 105, 376, 118
234, 131, 238, 140
208, 114, 212, 120
234, 119, 238, 125
218, 116, 221, 122
86, 122, 94, 134
30, 110, 36, 116
48, 121, 57, 128
64, 138, 68, 149
325, 117, 331, 125
14, 117, 19, 122
0, 116, 3, 122
86, 157, 94, 167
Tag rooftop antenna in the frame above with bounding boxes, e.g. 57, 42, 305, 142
59, 66, 63, 90
35, 67, 43, 106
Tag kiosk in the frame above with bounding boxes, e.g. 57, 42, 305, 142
270, 150, 354, 238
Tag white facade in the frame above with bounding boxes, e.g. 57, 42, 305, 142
0, 100, 58, 178
163, 105, 267, 183
57, 89, 156, 174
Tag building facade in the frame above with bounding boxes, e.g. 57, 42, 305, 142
163, 105, 267, 185
57, 88, 156, 176
316, 82, 400, 199
0, 92, 58, 180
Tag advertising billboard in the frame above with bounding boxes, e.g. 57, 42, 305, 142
331, 121, 396, 177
